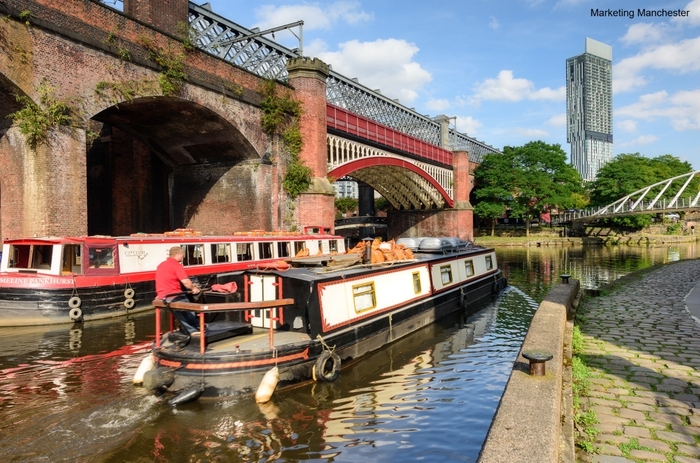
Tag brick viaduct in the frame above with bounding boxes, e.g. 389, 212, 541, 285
0, 0, 474, 241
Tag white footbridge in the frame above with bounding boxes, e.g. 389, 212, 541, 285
555, 171, 700, 224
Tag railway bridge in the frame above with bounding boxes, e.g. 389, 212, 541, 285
0, 0, 500, 242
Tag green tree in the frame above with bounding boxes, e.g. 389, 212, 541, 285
474, 141, 583, 236
589, 153, 696, 229
334, 197, 358, 219
473, 149, 515, 236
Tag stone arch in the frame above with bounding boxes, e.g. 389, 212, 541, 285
328, 158, 454, 210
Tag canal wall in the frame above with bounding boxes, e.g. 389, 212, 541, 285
478, 278, 580, 463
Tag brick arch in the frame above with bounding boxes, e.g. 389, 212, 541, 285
0, 73, 26, 127
328, 158, 454, 210
92, 96, 260, 166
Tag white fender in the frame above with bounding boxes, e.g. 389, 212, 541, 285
255, 366, 279, 403
133, 353, 155, 385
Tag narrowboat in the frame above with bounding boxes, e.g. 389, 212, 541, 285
0, 227, 346, 326
142, 238, 507, 402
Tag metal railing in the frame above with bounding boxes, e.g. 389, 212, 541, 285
187, 2, 499, 164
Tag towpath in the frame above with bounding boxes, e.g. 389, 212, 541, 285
576, 259, 700, 462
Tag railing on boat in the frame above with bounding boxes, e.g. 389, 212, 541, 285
152, 298, 295, 354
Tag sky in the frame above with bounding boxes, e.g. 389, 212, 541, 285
197, 0, 700, 169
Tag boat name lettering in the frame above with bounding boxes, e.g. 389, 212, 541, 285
0, 277, 74, 285
124, 250, 148, 257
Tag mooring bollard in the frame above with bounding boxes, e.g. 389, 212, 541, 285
522, 350, 553, 376
560, 274, 571, 284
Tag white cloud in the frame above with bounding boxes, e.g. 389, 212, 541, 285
516, 128, 548, 137
671, 0, 700, 26
489, 16, 500, 30
426, 98, 450, 112
455, 116, 482, 136
618, 135, 658, 147
547, 113, 566, 126
315, 39, 432, 104
618, 120, 637, 133
614, 37, 700, 93
616, 89, 700, 131
620, 23, 668, 46
470, 70, 565, 104
254, 1, 373, 31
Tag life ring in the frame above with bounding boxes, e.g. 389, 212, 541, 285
124, 288, 135, 299
69, 307, 83, 321
124, 298, 135, 309
313, 351, 341, 382
68, 296, 82, 309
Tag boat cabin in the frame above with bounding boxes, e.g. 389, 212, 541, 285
0, 233, 347, 277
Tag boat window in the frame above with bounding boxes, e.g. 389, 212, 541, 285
89, 247, 114, 268
237, 243, 253, 261
181, 244, 204, 266
330, 239, 338, 253
412, 272, 422, 294
62, 245, 82, 274
211, 243, 230, 263
277, 241, 291, 258
259, 242, 273, 260
31, 245, 53, 269
485, 255, 493, 270
7, 244, 30, 268
293, 241, 305, 256
317, 240, 324, 254
465, 260, 474, 277
353, 282, 376, 312
440, 265, 453, 285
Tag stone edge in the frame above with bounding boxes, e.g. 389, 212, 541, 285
478, 279, 580, 463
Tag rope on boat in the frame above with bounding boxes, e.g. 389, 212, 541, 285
389, 313, 393, 339
272, 347, 278, 366
316, 334, 336, 353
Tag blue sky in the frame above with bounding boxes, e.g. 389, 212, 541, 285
198, 0, 700, 169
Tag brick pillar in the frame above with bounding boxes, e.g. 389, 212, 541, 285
286, 57, 335, 232
124, 0, 189, 38
452, 150, 473, 209
449, 150, 474, 241
0, 126, 87, 239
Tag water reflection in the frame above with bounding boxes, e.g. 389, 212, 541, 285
497, 244, 699, 298
0, 244, 696, 461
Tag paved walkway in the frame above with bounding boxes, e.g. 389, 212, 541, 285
577, 259, 700, 463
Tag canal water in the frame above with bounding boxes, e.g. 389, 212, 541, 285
0, 243, 697, 462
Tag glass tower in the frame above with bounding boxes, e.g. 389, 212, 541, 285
566, 38, 613, 181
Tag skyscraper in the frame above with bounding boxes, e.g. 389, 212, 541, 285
566, 37, 613, 181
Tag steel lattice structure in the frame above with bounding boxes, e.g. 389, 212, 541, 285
555, 170, 700, 224
188, 2, 499, 164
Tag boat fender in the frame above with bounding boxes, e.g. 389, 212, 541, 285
68, 296, 82, 309
169, 386, 203, 407
124, 298, 135, 309
69, 307, 83, 321
124, 288, 135, 299
143, 367, 175, 391
133, 353, 155, 385
313, 351, 341, 382
255, 366, 279, 403
459, 288, 468, 308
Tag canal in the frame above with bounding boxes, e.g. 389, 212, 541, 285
0, 243, 697, 462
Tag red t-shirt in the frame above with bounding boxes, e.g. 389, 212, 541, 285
155, 257, 188, 299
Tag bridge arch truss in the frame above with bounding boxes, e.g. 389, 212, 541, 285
557, 170, 700, 223
327, 135, 453, 210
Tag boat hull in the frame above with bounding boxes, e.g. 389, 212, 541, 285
0, 282, 155, 326
154, 268, 505, 397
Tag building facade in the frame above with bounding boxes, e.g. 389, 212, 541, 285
566, 37, 613, 181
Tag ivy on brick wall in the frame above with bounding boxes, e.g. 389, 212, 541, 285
139, 36, 188, 97
259, 79, 312, 200
94, 80, 159, 107
8, 79, 74, 149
